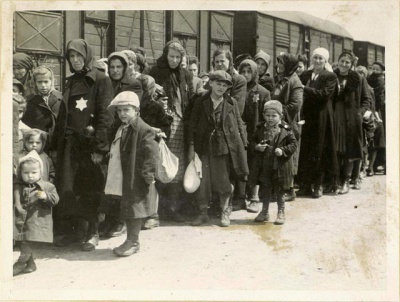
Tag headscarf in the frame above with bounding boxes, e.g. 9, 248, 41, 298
254, 50, 272, 77
65, 39, 93, 73
238, 59, 258, 89
18, 149, 43, 179
107, 52, 129, 82
13, 53, 34, 71
308, 47, 333, 72
276, 53, 299, 78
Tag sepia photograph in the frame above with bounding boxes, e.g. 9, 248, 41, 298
1, 1, 398, 301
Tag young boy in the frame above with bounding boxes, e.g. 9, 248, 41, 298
104, 91, 159, 256
249, 101, 297, 225
188, 70, 248, 227
22, 66, 62, 151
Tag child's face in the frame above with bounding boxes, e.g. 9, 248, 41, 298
13, 85, 22, 95
371, 64, 383, 75
25, 134, 43, 152
240, 66, 253, 83
18, 105, 26, 120
263, 109, 281, 127
35, 73, 52, 95
21, 162, 41, 184
116, 105, 138, 123
209, 80, 229, 98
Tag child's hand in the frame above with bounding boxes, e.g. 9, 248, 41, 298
91, 152, 104, 164
274, 148, 283, 157
35, 191, 47, 200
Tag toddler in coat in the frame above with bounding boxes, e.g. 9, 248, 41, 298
249, 101, 297, 225
13, 150, 59, 276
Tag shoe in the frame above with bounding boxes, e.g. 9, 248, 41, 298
339, 181, 350, 194
247, 201, 259, 213
254, 208, 270, 222
220, 210, 230, 227
296, 187, 312, 196
22, 255, 36, 274
352, 179, 361, 190
366, 169, 374, 177
113, 240, 140, 257
13, 261, 27, 276
81, 234, 99, 251
312, 185, 323, 198
54, 234, 75, 247
190, 213, 209, 226
107, 222, 127, 237
283, 188, 296, 202
99, 220, 113, 238
349, 179, 355, 185
274, 210, 285, 225
142, 218, 160, 230
232, 198, 246, 211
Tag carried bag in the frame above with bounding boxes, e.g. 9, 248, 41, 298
183, 153, 202, 193
155, 138, 179, 183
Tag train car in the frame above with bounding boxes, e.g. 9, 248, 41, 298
353, 40, 385, 73
233, 11, 354, 76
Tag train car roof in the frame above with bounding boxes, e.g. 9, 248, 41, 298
259, 11, 353, 39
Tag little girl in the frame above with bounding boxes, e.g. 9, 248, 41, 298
20, 129, 55, 183
13, 150, 59, 276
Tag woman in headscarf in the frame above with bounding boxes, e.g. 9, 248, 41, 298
13, 53, 35, 97
332, 51, 371, 193
254, 50, 275, 93
238, 59, 270, 212
271, 53, 303, 201
149, 41, 194, 222
367, 62, 386, 176
50, 39, 114, 251
297, 47, 338, 198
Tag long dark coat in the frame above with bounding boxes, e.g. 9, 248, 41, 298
333, 69, 371, 159
14, 179, 59, 242
229, 73, 247, 115
298, 69, 338, 183
117, 117, 159, 219
188, 92, 249, 180
248, 122, 297, 190
22, 90, 62, 148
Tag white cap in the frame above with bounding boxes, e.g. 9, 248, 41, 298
108, 91, 140, 109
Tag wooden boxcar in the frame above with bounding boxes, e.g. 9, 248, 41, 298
233, 11, 354, 76
353, 40, 385, 73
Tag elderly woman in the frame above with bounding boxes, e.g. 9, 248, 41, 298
332, 51, 371, 193
271, 53, 303, 201
13, 53, 36, 97
51, 39, 114, 250
297, 48, 338, 198
149, 41, 194, 222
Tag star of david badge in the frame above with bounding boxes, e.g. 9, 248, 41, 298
76, 97, 88, 111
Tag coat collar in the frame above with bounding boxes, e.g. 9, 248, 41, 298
202, 92, 234, 122
334, 69, 361, 92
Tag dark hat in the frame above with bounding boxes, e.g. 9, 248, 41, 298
209, 70, 232, 86
372, 61, 385, 71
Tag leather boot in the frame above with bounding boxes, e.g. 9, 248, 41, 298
82, 222, 99, 251
339, 180, 350, 194
312, 184, 323, 198
191, 207, 209, 226
254, 202, 270, 222
283, 187, 296, 201
113, 219, 141, 257
275, 209, 285, 225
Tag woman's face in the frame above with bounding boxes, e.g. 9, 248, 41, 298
13, 67, 27, 81
371, 64, 384, 75
69, 50, 85, 72
277, 59, 285, 75
240, 66, 253, 83
109, 58, 125, 81
296, 62, 305, 76
167, 48, 182, 69
255, 59, 267, 75
338, 55, 352, 75
312, 54, 326, 72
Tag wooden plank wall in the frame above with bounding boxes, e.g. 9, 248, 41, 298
115, 11, 141, 52
289, 23, 302, 55
232, 12, 255, 58
310, 29, 333, 61
256, 14, 274, 73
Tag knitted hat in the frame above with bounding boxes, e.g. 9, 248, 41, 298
209, 70, 232, 86
264, 100, 283, 115
254, 50, 271, 67
108, 91, 140, 109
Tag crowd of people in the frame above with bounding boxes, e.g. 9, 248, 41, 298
12, 38, 386, 276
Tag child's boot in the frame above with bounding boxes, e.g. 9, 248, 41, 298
113, 218, 140, 257
254, 201, 270, 222
82, 222, 99, 251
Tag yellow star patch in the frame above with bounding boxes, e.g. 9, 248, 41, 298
76, 97, 88, 111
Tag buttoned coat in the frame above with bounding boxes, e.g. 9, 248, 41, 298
188, 92, 249, 180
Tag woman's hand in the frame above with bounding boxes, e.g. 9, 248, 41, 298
274, 148, 283, 157
91, 152, 104, 164
157, 132, 167, 139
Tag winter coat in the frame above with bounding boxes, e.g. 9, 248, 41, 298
333, 69, 371, 159
298, 68, 338, 179
22, 90, 62, 147
248, 122, 297, 189
367, 73, 385, 112
228, 73, 247, 115
259, 73, 275, 93
188, 92, 249, 180
14, 179, 59, 242
116, 117, 160, 219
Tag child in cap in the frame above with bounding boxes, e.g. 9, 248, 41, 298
249, 100, 297, 225
20, 129, 55, 183
13, 150, 59, 276
188, 70, 249, 227
22, 66, 62, 153
103, 91, 159, 257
